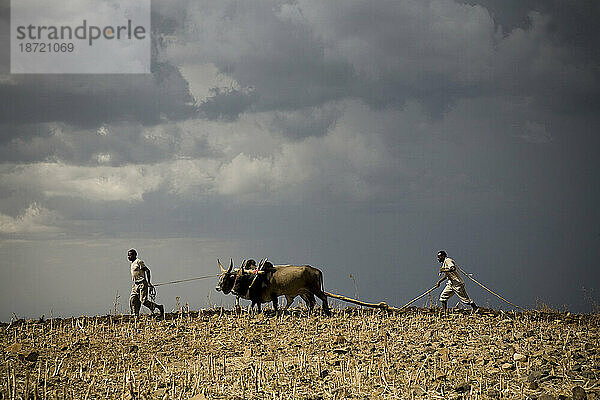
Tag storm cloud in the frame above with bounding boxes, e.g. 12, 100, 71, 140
1, 0, 599, 320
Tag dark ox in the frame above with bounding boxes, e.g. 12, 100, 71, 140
215, 259, 262, 310
215, 259, 243, 309
216, 259, 330, 315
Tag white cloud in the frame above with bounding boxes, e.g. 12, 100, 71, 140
1, 163, 163, 202
212, 100, 417, 203
96, 153, 112, 164
178, 63, 239, 104
217, 153, 279, 196
0, 203, 59, 234
162, 158, 219, 196
0, 157, 222, 204
96, 125, 109, 136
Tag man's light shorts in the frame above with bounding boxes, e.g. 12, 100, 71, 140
439, 282, 473, 304
131, 280, 150, 305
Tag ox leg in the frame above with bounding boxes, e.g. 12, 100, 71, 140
283, 295, 294, 310
299, 294, 309, 312
235, 296, 241, 314
271, 295, 278, 313
307, 293, 316, 313
300, 292, 316, 314
315, 290, 331, 316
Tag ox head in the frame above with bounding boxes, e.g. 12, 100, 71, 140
232, 263, 253, 296
215, 259, 235, 294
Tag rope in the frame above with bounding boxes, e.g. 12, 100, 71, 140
399, 284, 439, 310
399, 265, 525, 311
153, 274, 219, 287
456, 265, 525, 311
148, 267, 525, 312
148, 275, 218, 302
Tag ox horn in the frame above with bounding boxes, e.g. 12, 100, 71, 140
217, 259, 225, 273
227, 258, 233, 274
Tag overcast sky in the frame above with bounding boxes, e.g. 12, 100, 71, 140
1, 0, 599, 321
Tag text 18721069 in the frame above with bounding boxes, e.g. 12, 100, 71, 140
18, 42, 75, 53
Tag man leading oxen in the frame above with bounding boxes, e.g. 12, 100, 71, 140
215, 258, 331, 315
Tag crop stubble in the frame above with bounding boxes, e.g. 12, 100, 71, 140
1, 308, 599, 399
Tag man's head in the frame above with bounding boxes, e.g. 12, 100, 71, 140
127, 249, 137, 262
437, 250, 447, 263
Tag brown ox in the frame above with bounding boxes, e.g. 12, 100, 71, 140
216, 259, 330, 315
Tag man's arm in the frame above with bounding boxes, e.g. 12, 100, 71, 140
140, 262, 152, 285
439, 259, 456, 273
435, 275, 447, 288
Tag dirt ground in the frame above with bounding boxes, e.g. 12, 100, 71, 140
1, 307, 599, 399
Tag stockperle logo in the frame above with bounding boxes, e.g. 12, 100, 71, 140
11, 0, 150, 74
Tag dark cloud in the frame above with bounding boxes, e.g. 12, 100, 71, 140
463, 0, 600, 114
0, 0, 9, 73
166, 1, 356, 113
271, 104, 341, 140
166, 0, 599, 120
0, 0, 198, 164
0, 118, 218, 166
0, 0, 197, 148
462, 0, 600, 53
198, 87, 258, 121
0, 62, 196, 129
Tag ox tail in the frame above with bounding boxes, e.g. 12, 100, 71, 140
319, 269, 324, 292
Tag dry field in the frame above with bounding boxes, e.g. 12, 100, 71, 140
1, 308, 599, 399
